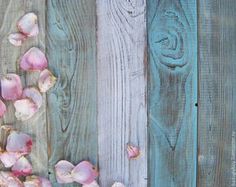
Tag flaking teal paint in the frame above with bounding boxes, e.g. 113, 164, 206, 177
147, 0, 197, 186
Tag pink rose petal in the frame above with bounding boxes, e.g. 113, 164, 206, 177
14, 99, 38, 121
20, 47, 48, 71
12, 156, 32, 177
55, 160, 75, 184
38, 69, 57, 93
0, 99, 6, 117
24, 176, 52, 187
40, 177, 52, 187
22, 87, 43, 109
8, 33, 27, 46
126, 144, 140, 159
71, 161, 98, 185
17, 12, 39, 37
82, 181, 99, 187
6, 131, 32, 154
0, 171, 23, 187
0, 151, 22, 168
112, 182, 126, 187
1, 73, 23, 100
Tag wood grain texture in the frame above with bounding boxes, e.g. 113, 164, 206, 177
96, 0, 147, 186
147, 0, 197, 186
0, 0, 48, 176
198, 0, 236, 186
46, 0, 97, 186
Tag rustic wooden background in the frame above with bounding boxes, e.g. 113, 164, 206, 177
0, 0, 235, 187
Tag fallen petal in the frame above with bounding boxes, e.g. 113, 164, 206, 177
12, 156, 32, 177
126, 144, 140, 159
20, 47, 48, 71
0, 151, 22, 168
8, 33, 27, 46
0, 99, 6, 117
111, 182, 126, 187
17, 12, 39, 37
14, 99, 38, 121
82, 181, 99, 187
72, 161, 98, 185
6, 131, 32, 154
22, 87, 42, 109
38, 69, 57, 93
1, 73, 23, 100
0, 171, 23, 187
55, 160, 75, 184
24, 175, 52, 187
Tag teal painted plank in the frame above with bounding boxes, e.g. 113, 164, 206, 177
147, 0, 197, 186
46, 0, 97, 186
198, 0, 236, 186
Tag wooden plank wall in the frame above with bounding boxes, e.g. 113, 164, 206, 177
0, 0, 235, 187
198, 0, 236, 186
147, 0, 197, 186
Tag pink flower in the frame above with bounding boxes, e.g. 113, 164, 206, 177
126, 144, 140, 159
55, 160, 74, 184
0, 171, 23, 187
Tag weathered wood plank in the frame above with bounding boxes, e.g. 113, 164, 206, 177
46, 0, 97, 186
0, 0, 48, 176
147, 0, 197, 186
97, 0, 147, 186
198, 0, 236, 186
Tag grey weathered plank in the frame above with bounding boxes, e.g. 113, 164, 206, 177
46, 0, 97, 186
97, 1, 147, 186
0, 0, 48, 176
147, 0, 197, 186
198, 0, 236, 186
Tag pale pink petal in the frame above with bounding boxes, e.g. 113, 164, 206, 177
0, 151, 22, 167
12, 156, 32, 177
0, 171, 23, 187
24, 176, 41, 187
0, 99, 6, 117
82, 181, 99, 187
71, 161, 98, 185
1, 73, 23, 100
20, 47, 48, 71
17, 12, 39, 37
55, 160, 75, 184
24, 176, 52, 187
111, 182, 126, 187
22, 87, 42, 109
40, 177, 52, 187
14, 99, 38, 121
38, 69, 57, 93
6, 131, 32, 154
8, 33, 27, 46
126, 144, 140, 159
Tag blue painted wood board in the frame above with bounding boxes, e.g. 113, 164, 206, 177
147, 0, 197, 186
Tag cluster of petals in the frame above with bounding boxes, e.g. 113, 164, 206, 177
55, 160, 98, 185
1, 12, 56, 120
8, 12, 39, 46
0, 129, 51, 186
0, 130, 32, 176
